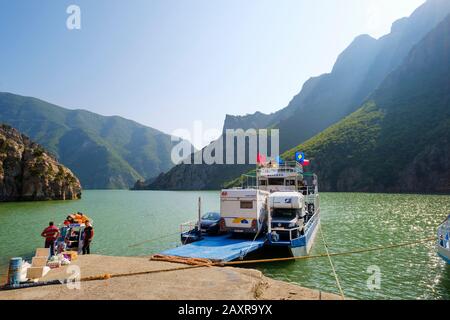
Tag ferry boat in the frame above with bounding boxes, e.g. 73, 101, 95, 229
437, 215, 450, 264
255, 160, 320, 257
165, 155, 321, 262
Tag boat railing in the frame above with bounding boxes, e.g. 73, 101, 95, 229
258, 186, 297, 192
256, 185, 317, 196
301, 186, 317, 196
257, 161, 303, 176
305, 210, 318, 229
270, 211, 320, 243
180, 220, 198, 234
271, 226, 302, 242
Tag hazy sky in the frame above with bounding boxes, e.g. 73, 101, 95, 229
0, 0, 425, 146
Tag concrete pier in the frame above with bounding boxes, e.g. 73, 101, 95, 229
0, 255, 341, 300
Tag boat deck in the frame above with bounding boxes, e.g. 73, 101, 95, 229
161, 234, 266, 262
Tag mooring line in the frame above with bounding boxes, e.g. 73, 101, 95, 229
2, 236, 437, 292
319, 225, 345, 300
220, 236, 436, 266
128, 231, 180, 248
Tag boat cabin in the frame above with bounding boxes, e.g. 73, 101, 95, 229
256, 161, 318, 196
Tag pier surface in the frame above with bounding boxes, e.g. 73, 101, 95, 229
0, 255, 341, 300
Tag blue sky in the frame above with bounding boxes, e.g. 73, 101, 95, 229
0, 0, 425, 146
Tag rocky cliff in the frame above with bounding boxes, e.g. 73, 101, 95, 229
0, 124, 82, 201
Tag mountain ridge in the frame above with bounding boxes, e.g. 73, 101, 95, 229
145, 0, 450, 191
0, 92, 192, 189
280, 13, 450, 193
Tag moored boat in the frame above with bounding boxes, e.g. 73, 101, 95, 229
165, 153, 321, 262
257, 159, 320, 257
437, 215, 450, 264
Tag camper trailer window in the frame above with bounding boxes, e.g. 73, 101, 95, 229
240, 201, 253, 209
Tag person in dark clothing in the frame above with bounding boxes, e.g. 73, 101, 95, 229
41, 222, 60, 257
82, 220, 94, 255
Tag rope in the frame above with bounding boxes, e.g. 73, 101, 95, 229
221, 236, 436, 266
128, 225, 200, 249
76, 235, 438, 286
0, 264, 209, 290
150, 254, 213, 267
82, 265, 207, 282
1, 236, 436, 292
128, 231, 180, 248
319, 226, 345, 300
241, 223, 264, 259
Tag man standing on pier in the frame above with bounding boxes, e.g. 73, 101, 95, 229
41, 222, 60, 257
82, 220, 94, 255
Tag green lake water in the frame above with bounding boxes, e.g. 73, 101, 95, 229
0, 190, 449, 300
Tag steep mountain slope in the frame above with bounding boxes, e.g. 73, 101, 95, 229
0, 93, 191, 189
146, 0, 450, 191
228, 0, 450, 151
0, 124, 82, 201
283, 15, 450, 193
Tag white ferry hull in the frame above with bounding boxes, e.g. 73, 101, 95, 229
289, 216, 320, 257
268, 211, 320, 258
437, 216, 450, 264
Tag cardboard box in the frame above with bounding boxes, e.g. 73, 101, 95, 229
26, 267, 45, 279
32, 256, 48, 267
35, 248, 49, 258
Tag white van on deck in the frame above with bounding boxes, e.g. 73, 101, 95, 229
269, 192, 306, 241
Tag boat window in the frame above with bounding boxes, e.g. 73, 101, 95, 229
240, 201, 253, 209
259, 180, 267, 186
286, 180, 296, 186
202, 212, 220, 220
268, 178, 285, 186
272, 209, 300, 219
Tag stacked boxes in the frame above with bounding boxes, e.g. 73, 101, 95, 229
26, 248, 50, 280
35, 248, 50, 257
31, 256, 48, 267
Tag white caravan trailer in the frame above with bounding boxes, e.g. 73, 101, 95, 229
220, 189, 269, 234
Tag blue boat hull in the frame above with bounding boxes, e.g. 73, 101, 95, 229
290, 217, 320, 257
438, 246, 450, 264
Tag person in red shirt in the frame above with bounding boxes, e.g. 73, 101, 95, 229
41, 222, 60, 256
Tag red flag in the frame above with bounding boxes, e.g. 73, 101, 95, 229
257, 153, 266, 165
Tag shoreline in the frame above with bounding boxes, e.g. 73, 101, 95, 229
128, 188, 450, 196
0, 255, 342, 300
